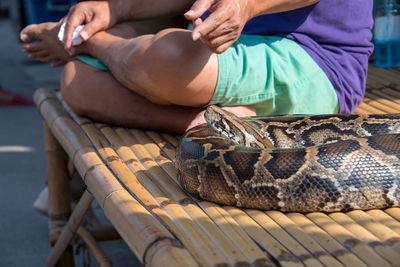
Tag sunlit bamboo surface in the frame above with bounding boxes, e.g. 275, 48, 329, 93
34, 65, 400, 266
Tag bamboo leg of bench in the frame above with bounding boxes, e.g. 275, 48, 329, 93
44, 123, 74, 266
77, 226, 112, 267
45, 190, 94, 267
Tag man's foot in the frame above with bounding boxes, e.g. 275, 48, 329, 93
20, 22, 138, 67
20, 22, 70, 67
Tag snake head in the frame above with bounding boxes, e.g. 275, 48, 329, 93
204, 105, 273, 148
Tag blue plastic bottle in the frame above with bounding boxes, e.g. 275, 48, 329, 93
374, 0, 400, 68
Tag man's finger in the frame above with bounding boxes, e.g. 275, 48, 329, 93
38, 55, 53, 63
28, 50, 50, 59
22, 42, 46, 53
191, 18, 203, 40
192, 7, 229, 41
204, 39, 234, 54
185, 0, 214, 21
79, 18, 104, 41
204, 34, 230, 48
201, 32, 237, 53
64, 10, 86, 49
214, 40, 235, 54
203, 20, 236, 40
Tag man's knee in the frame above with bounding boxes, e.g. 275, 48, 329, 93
123, 30, 191, 86
125, 29, 216, 106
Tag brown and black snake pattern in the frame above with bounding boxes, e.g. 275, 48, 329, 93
175, 105, 400, 212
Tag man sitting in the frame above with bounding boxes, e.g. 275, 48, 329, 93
20, 0, 373, 133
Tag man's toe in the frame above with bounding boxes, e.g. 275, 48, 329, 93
22, 41, 46, 52
20, 24, 41, 42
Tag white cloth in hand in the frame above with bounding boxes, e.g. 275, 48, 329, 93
58, 21, 84, 46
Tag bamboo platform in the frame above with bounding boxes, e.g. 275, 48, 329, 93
34, 65, 400, 267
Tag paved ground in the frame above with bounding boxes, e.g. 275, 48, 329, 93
0, 5, 141, 266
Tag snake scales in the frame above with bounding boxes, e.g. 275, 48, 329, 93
175, 105, 400, 212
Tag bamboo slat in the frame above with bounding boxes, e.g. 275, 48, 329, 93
225, 207, 302, 267
199, 202, 271, 264
368, 65, 400, 86
305, 212, 392, 266
346, 210, 400, 253
381, 88, 400, 99
363, 96, 400, 113
328, 212, 399, 264
365, 210, 400, 236
34, 64, 400, 267
365, 92, 400, 112
385, 208, 400, 221
286, 212, 367, 266
355, 101, 386, 114
265, 211, 344, 266
248, 209, 325, 266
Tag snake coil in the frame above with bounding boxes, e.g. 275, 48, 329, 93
176, 105, 400, 212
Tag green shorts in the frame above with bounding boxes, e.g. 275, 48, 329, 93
75, 55, 108, 71
75, 35, 338, 116
211, 35, 338, 116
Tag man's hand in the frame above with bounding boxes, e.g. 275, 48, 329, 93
63, 1, 116, 51
185, 0, 252, 54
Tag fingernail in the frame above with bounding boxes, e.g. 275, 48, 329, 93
80, 31, 88, 40
20, 33, 27, 41
185, 10, 194, 17
192, 32, 201, 41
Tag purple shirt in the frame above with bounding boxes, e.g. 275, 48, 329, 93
233, 1, 374, 114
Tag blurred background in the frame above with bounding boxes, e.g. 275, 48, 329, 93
0, 0, 140, 266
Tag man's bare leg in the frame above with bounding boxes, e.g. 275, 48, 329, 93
20, 16, 187, 67
74, 28, 220, 107
21, 21, 255, 133
61, 60, 205, 133
62, 59, 255, 133
20, 21, 135, 66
